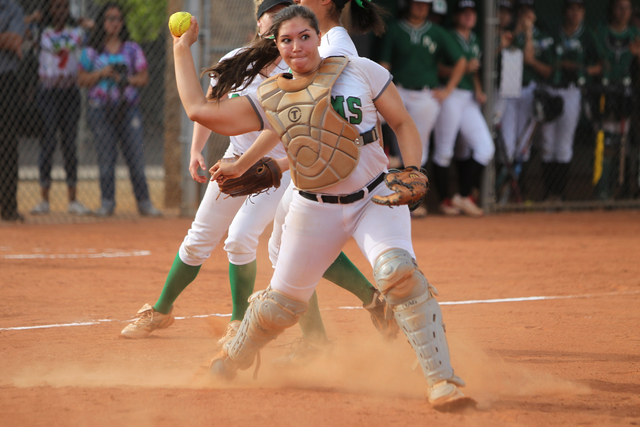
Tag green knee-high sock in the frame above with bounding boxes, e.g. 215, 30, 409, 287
229, 261, 257, 321
322, 252, 376, 305
299, 291, 329, 345
153, 252, 201, 314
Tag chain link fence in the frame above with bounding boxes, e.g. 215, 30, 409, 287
489, 0, 640, 212
2, 0, 639, 225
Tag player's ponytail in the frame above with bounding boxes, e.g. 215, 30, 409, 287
332, 0, 388, 36
205, 37, 279, 100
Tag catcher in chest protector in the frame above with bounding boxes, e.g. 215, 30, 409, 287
173, 5, 474, 411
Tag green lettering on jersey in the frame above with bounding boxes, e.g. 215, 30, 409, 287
347, 97, 362, 125
331, 96, 345, 118
229, 93, 240, 98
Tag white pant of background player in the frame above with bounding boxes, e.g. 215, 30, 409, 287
433, 89, 495, 168
396, 86, 441, 166
540, 86, 581, 164
179, 145, 292, 267
500, 82, 536, 162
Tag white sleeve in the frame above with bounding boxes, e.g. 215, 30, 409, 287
351, 56, 393, 101
209, 48, 244, 88
244, 92, 272, 131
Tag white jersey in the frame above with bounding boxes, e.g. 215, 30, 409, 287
320, 26, 358, 57
211, 48, 288, 159
249, 56, 393, 195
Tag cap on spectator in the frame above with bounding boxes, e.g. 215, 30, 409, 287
517, 0, 535, 7
432, 0, 448, 15
256, 0, 294, 20
564, 0, 584, 6
499, 0, 513, 9
455, 0, 476, 13
412, 0, 434, 3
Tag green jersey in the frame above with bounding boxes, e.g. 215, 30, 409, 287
550, 23, 600, 88
513, 27, 555, 86
447, 30, 481, 92
380, 20, 463, 89
594, 24, 640, 85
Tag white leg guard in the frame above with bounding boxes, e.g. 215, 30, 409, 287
374, 249, 473, 409
210, 289, 308, 379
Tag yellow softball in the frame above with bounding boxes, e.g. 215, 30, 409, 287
168, 12, 192, 37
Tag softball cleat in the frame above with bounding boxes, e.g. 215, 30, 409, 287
215, 320, 241, 349
120, 303, 175, 339
429, 380, 477, 412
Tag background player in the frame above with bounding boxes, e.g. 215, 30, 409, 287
432, 0, 495, 217
173, 6, 473, 409
541, 0, 600, 201
499, 0, 554, 169
378, 0, 467, 218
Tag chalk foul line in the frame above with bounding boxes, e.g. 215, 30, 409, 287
1, 250, 151, 260
1, 290, 638, 332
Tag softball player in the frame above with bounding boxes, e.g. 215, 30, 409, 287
499, 0, 554, 164
122, 0, 390, 350
121, 0, 294, 340
592, 0, 640, 200
541, 0, 600, 201
432, 0, 494, 217
174, 6, 473, 409
266, 0, 396, 363
379, 0, 467, 217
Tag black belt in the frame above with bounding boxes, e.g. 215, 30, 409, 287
358, 127, 378, 146
298, 172, 385, 204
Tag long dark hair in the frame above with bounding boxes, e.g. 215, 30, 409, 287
87, 2, 131, 51
332, 0, 387, 36
206, 5, 320, 100
40, 0, 77, 29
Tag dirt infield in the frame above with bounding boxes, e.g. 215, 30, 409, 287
1, 211, 639, 426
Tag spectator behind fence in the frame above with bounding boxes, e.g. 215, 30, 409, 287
379, 0, 467, 218
433, 0, 495, 217
590, 0, 640, 201
0, 0, 25, 222
499, 0, 553, 165
30, 0, 92, 216
77, 2, 160, 217
540, 0, 600, 202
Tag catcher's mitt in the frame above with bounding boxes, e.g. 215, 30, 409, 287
218, 157, 282, 197
372, 166, 429, 211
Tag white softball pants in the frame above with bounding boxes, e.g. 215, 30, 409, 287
433, 89, 495, 167
396, 86, 441, 166
500, 82, 536, 162
540, 86, 581, 163
178, 146, 292, 267
269, 179, 415, 302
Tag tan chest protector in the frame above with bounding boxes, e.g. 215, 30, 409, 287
256, 56, 363, 191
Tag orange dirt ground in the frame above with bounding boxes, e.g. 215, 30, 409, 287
1, 211, 639, 426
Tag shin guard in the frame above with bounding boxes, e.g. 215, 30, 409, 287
210, 289, 308, 379
373, 249, 456, 386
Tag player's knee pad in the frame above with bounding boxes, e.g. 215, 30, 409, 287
225, 289, 308, 370
373, 249, 428, 305
373, 249, 455, 386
